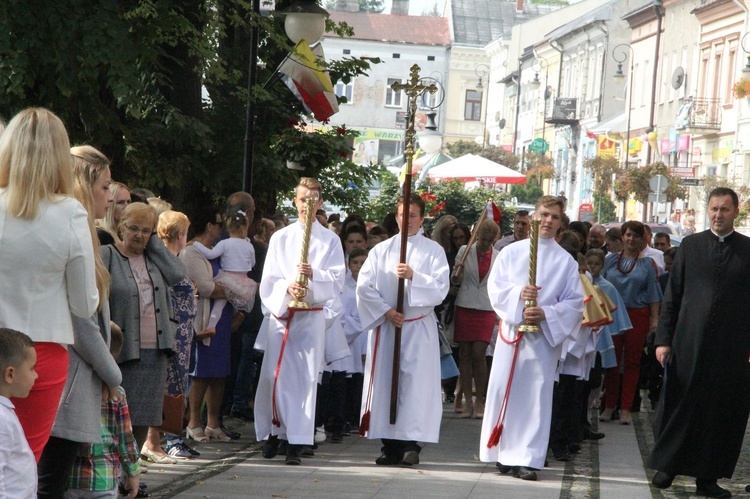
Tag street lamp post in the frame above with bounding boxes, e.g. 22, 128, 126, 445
613, 43, 634, 222
242, 0, 329, 194
742, 32, 750, 73
512, 57, 523, 155
531, 56, 550, 158
475, 64, 489, 148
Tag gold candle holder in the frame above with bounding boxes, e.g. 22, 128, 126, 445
288, 196, 317, 309
518, 219, 542, 333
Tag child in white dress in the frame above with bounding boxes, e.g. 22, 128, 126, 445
193, 209, 257, 344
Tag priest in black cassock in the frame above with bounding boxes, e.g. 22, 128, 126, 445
649, 187, 750, 499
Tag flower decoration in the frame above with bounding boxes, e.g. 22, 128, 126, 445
732, 78, 750, 99
271, 121, 358, 171
419, 191, 446, 217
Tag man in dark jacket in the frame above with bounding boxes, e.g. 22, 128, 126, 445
649, 187, 750, 498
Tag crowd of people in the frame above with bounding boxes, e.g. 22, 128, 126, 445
0, 106, 748, 499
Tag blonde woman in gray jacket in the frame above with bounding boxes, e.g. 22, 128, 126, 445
452, 219, 500, 419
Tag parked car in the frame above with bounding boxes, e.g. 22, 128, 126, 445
602, 222, 683, 247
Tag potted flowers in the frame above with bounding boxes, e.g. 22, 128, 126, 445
419, 191, 446, 218
271, 120, 356, 171
732, 78, 750, 99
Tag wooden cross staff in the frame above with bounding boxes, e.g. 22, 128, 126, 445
389, 65, 436, 425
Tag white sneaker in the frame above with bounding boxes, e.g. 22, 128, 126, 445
314, 426, 327, 443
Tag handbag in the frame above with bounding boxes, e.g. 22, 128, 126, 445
157, 356, 186, 435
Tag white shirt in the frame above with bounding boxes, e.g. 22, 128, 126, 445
0, 396, 37, 498
641, 246, 666, 275
193, 237, 255, 272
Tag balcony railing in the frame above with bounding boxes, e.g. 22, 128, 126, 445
675, 97, 721, 130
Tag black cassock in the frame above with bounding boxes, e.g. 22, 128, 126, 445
649, 230, 750, 479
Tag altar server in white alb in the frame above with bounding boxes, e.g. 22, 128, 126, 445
254, 177, 345, 465
357, 193, 449, 467
479, 195, 583, 481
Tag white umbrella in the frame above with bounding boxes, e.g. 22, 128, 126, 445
426, 154, 527, 184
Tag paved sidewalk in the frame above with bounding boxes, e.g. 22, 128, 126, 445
138, 399, 750, 498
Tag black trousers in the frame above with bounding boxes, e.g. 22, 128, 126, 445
345, 373, 363, 428
37, 436, 81, 498
324, 371, 347, 432
550, 375, 585, 455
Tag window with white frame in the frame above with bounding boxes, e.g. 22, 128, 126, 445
334, 81, 353, 104
385, 78, 403, 107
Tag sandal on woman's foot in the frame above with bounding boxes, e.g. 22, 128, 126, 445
598, 409, 614, 422
205, 425, 232, 442
140, 448, 178, 464
186, 426, 209, 442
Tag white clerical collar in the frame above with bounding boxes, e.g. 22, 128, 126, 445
711, 229, 733, 242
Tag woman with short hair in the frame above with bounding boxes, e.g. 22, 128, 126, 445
102, 202, 186, 463
601, 220, 662, 425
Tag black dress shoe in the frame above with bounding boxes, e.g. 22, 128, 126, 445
568, 443, 581, 453
301, 446, 315, 457
496, 462, 514, 474
401, 450, 420, 466
584, 429, 605, 440
330, 430, 344, 443
652, 471, 674, 489
375, 453, 401, 465
261, 436, 280, 459
285, 444, 302, 465
553, 451, 572, 462
696, 479, 731, 498
514, 466, 538, 481
221, 425, 241, 440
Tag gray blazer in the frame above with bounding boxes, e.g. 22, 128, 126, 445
51, 303, 122, 443
454, 244, 498, 312
102, 235, 186, 363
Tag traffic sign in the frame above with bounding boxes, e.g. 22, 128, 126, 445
649, 174, 668, 194
529, 138, 549, 154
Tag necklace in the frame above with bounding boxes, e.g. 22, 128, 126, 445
616, 251, 637, 275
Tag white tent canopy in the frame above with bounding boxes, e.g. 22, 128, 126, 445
426, 154, 527, 184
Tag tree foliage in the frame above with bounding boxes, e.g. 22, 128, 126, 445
592, 192, 617, 223
0, 0, 378, 217
509, 182, 544, 205
422, 3, 441, 16
583, 156, 621, 196
359, 0, 385, 13
614, 162, 687, 205
363, 174, 512, 234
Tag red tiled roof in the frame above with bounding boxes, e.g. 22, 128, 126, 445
325, 11, 451, 46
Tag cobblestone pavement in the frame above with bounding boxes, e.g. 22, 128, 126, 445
135, 394, 750, 498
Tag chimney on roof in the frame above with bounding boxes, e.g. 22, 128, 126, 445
516, 0, 523, 13
392, 0, 409, 15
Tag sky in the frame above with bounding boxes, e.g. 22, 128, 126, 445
382, 0, 447, 16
